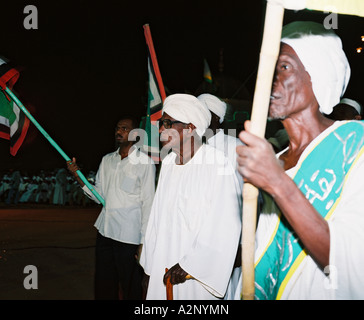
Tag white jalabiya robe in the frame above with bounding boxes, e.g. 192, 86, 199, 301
207, 129, 244, 300
234, 121, 364, 299
140, 144, 241, 300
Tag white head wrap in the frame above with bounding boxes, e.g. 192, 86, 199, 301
339, 98, 362, 115
281, 21, 351, 115
197, 93, 227, 123
162, 93, 211, 137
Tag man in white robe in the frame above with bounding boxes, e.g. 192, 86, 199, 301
140, 93, 241, 300
236, 21, 364, 299
197, 93, 243, 299
197, 93, 244, 187
327, 98, 362, 121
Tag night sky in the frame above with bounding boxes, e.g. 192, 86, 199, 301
0, 0, 362, 175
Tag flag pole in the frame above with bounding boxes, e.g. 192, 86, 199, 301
3, 86, 105, 206
241, 2, 284, 300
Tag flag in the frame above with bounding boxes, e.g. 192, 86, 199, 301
276, 0, 364, 17
147, 58, 162, 119
0, 57, 30, 156
305, 0, 364, 17
143, 24, 167, 162
1, 63, 105, 205
143, 58, 162, 161
143, 24, 166, 120
203, 59, 213, 84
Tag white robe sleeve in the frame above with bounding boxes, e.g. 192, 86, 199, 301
328, 152, 364, 299
139, 204, 156, 276
179, 160, 241, 298
139, 163, 165, 276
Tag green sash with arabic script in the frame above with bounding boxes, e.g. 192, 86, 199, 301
254, 121, 364, 300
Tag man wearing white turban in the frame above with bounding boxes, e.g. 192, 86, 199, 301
327, 98, 362, 121
140, 93, 241, 299
197, 93, 244, 299
236, 21, 364, 299
197, 93, 244, 169
280, 21, 351, 115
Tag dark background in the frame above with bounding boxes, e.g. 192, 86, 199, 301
0, 0, 362, 175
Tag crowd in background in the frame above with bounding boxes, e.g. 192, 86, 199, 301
0, 168, 98, 206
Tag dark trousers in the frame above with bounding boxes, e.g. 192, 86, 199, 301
94, 232, 143, 300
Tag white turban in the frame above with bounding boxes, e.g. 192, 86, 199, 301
162, 93, 211, 137
197, 93, 227, 123
281, 21, 351, 115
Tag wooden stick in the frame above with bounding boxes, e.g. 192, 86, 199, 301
165, 268, 173, 300
241, 2, 284, 300
165, 271, 194, 300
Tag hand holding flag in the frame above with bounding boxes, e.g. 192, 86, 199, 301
0, 55, 105, 205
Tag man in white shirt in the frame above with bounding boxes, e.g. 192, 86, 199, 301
67, 115, 156, 299
140, 94, 241, 300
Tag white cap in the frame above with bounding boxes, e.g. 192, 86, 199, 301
281, 21, 350, 115
339, 98, 362, 115
197, 93, 227, 123
162, 94, 211, 137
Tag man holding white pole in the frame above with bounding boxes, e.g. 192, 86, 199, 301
236, 21, 364, 299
